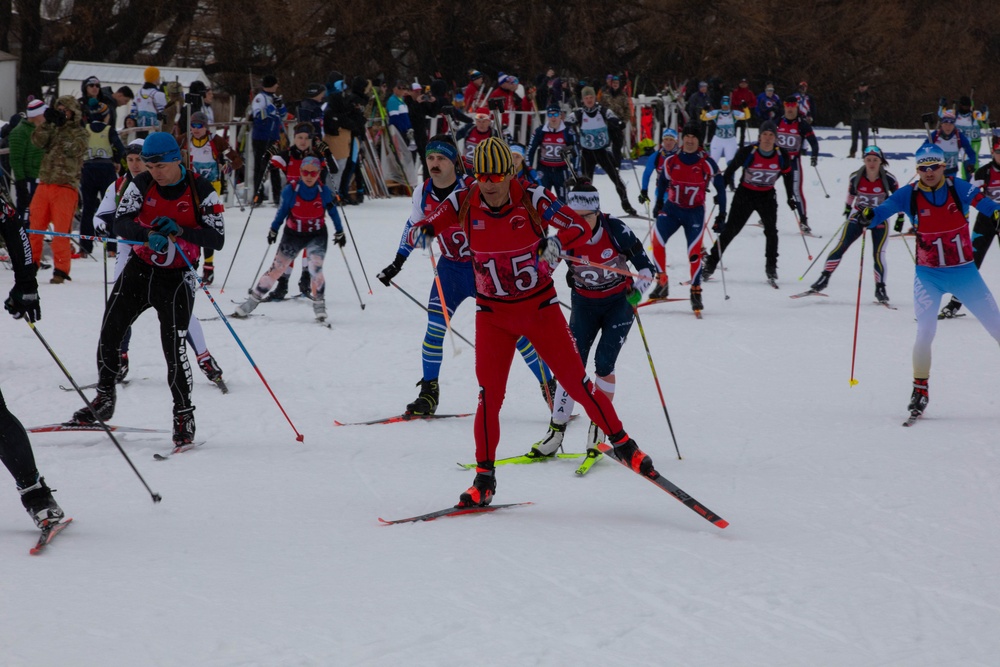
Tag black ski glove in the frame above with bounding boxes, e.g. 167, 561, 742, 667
5, 287, 40, 322
267, 228, 278, 245
378, 254, 407, 287
895, 215, 905, 233
333, 231, 346, 248
638, 189, 649, 205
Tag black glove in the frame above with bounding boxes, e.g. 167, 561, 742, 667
267, 228, 278, 245
859, 207, 875, 225
273, 95, 284, 107
377, 254, 407, 287
14, 179, 29, 205
43, 107, 65, 127
714, 212, 726, 230
810, 155, 818, 167
5, 287, 41, 323
895, 214, 905, 233
993, 210, 1000, 233
843, 203, 852, 218
333, 231, 346, 248
441, 104, 455, 118
638, 189, 649, 205
938, 96, 947, 108
787, 198, 798, 212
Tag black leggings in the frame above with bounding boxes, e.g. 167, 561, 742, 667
707, 186, 779, 273
0, 385, 39, 489
581, 147, 629, 204
97, 257, 195, 411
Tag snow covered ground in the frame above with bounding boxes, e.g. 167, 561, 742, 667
4, 128, 1000, 666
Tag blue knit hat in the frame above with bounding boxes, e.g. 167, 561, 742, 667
662, 128, 678, 140
141, 132, 181, 163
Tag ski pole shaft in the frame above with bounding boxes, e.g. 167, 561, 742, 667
849, 231, 866, 386
219, 170, 273, 293
27, 322, 161, 503
176, 245, 305, 441
102, 241, 109, 308
428, 246, 461, 357
249, 245, 271, 294
798, 220, 846, 281
792, 210, 813, 260
26, 229, 142, 246
814, 165, 830, 198
898, 230, 916, 263
632, 308, 682, 460
336, 202, 373, 294
389, 280, 475, 348
704, 225, 729, 301
339, 245, 365, 310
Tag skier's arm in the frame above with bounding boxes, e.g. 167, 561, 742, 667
269, 185, 296, 232
526, 127, 543, 166
606, 216, 655, 273
322, 187, 344, 234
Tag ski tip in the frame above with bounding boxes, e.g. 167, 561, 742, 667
296, 434, 305, 442
333, 420, 345, 426
715, 518, 730, 529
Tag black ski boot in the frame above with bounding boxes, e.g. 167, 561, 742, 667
648, 275, 670, 300
19, 477, 64, 529
116, 351, 130, 383
875, 282, 889, 304
172, 407, 196, 447
811, 271, 831, 292
908, 378, 929, 415
610, 433, 656, 477
939, 298, 963, 319
405, 379, 439, 415
690, 285, 703, 312
298, 268, 311, 296
71, 387, 116, 424
266, 275, 289, 301
457, 465, 496, 508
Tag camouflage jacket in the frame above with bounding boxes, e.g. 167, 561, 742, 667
31, 95, 88, 189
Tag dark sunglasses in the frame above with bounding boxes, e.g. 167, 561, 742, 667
917, 164, 943, 173
190, 123, 205, 129
87, 83, 100, 88
474, 173, 506, 183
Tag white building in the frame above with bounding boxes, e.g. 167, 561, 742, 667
0, 50, 18, 120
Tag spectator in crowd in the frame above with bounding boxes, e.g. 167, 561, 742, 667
756, 82, 781, 123
251, 74, 288, 205
848, 81, 874, 158
28, 96, 88, 283
730, 77, 757, 146
8, 99, 47, 221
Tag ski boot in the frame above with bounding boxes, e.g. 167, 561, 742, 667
622, 202, 638, 216
648, 274, 670, 300
201, 263, 215, 286
540, 376, 557, 410
116, 351, 130, 383
526, 420, 566, 459
766, 269, 778, 286
19, 477, 64, 529
50, 269, 71, 284
70, 386, 116, 424
810, 271, 831, 293
405, 378, 439, 415
610, 434, 656, 477
938, 299, 963, 319
702, 259, 717, 281
690, 285, 703, 313
197, 352, 228, 393
313, 298, 327, 322
233, 292, 262, 318
798, 217, 812, 234
172, 407, 196, 448
908, 379, 929, 416
298, 269, 311, 296
457, 466, 496, 508
875, 282, 889, 304
264, 275, 289, 302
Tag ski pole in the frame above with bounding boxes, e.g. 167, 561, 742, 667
219, 171, 270, 293
175, 244, 305, 442
849, 231, 866, 387
703, 225, 729, 301
898, 226, 916, 263
631, 305, 682, 460
102, 241, 109, 308
248, 245, 272, 294
814, 164, 830, 198
339, 245, 365, 310
389, 280, 475, 348
227, 171, 246, 212
26, 321, 162, 503
428, 245, 460, 357
26, 229, 127, 245
336, 200, 373, 295
798, 220, 847, 281
791, 210, 813, 260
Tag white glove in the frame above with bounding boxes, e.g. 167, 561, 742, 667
94, 218, 107, 236
537, 236, 561, 265
633, 268, 653, 293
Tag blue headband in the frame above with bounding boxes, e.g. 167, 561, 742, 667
425, 140, 458, 162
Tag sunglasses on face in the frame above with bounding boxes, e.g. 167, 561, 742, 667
547, 111, 560, 118
474, 173, 506, 183
917, 164, 943, 173
300, 169, 320, 177
87, 83, 100, 88
190, 123, 205, 129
